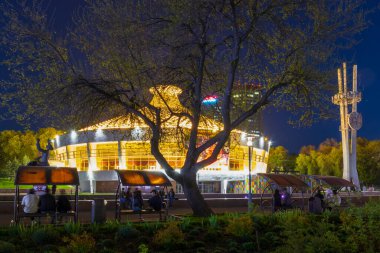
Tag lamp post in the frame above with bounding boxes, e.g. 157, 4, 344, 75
247, 136, 253, 212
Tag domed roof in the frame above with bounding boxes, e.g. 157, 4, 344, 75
80, 85, 226, 132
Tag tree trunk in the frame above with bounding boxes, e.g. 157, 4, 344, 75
182, 173, 214, 217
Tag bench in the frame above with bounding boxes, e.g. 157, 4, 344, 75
118, 208, 168, 222
18, 211, 76, 224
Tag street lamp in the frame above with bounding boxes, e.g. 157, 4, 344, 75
247, 136, 253, 212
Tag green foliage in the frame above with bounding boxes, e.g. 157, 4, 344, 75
31, 227, 60, 245
42, 244, 59, 253
1, 207, 380, 252
63, 221, 82, 235
267, 146, 295, 172
295, 137, 380, 183
138, 244, 149, 253
62, 232, 96, 253
180, 216, 192, 232
115, 225, 141, 241
208, 215, 219, 229
0, 128, 61, 180
153, 222, 185, 250
225, 215, 254, 240
0, 240, 16, 253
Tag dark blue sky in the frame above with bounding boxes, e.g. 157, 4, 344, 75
0, 1, 379, 153
264, 10, 380, 153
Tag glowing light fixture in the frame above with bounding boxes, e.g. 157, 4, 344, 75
95, 128, 105, 141
202, 95, 218, 104
70, 130, 78, 143
259, 136, 264, 149
241, 132, 247, 141
55, 135, 60, 146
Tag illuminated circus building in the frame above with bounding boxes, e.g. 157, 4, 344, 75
51, 85, 270, 193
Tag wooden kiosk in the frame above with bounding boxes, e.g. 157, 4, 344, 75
14, 166, 80, 224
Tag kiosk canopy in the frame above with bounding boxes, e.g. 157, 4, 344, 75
258, 173, 308, 188
15, 166, 79, 185
116, 170, 172, 186
309, 175, 355, 187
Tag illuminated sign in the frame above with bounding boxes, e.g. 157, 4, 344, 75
202, 95, 218, 104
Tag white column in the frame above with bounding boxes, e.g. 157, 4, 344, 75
350, 65, 360, 187
87, 142, 96, 193
339, 67, 350, 181
118, 140, 126, 169
66, 146, 77, 168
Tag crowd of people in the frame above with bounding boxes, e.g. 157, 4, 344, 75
273, 187, 342, 213
21, 187, 72, 224
119, 187, 176, 221
308, 188, 341, 214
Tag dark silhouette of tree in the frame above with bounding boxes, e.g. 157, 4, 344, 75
0, 0, 372, 216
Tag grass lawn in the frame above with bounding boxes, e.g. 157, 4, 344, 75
0, 178, 74, 190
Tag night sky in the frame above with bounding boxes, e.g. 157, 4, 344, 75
0, 1, 379, 153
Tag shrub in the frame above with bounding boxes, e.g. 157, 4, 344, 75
180, 217, 192, 232
140, 221, 163, 236
62, 232, 96, 253
63, 222, 82, 235
153, 222, 185, 250
115, 225, 141, 241
42, 244, 59, 253
225, 215, 254, 239
196, 247, 207, 253
190, 240, 206, 249
100, 238, 115, 249
0, 240, 16, 253
204, 229, 220, 241
31, 228, 60, 245
101, 220, 120, 233
208, 215, 219, 229
138, 243, 149, 253
242, 242, 255, 252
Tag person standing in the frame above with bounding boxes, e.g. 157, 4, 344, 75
314, 189, 325, 210
273, 189, 282, 212
168, 188, 175, 208
282, 188, 292, 209
120, 188, 127, 209
125, 188, 132, 209
148, 190, 163, 220
21, 189, 39, 222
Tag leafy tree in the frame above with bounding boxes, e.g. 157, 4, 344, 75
0, 128, 60, 177
357, 138, 380, 186
295, 150, 319, 175
0, 0, 370, 215
267, 146, 292, 172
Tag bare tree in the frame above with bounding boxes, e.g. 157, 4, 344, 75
0, 0, 371, 216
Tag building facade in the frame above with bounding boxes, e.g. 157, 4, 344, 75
51, 85, 270, 193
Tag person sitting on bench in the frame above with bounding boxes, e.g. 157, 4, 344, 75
38, 188, 56, 223
132, 188, 144, 221
148, 190, 163, 212
21, 188, 39, 222
56, 189, 71, 222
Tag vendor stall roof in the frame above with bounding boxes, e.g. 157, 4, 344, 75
258, 173, 309, 188
15, 166, 79, 185
115, 170, 172, 186
309, 175, 355, 187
